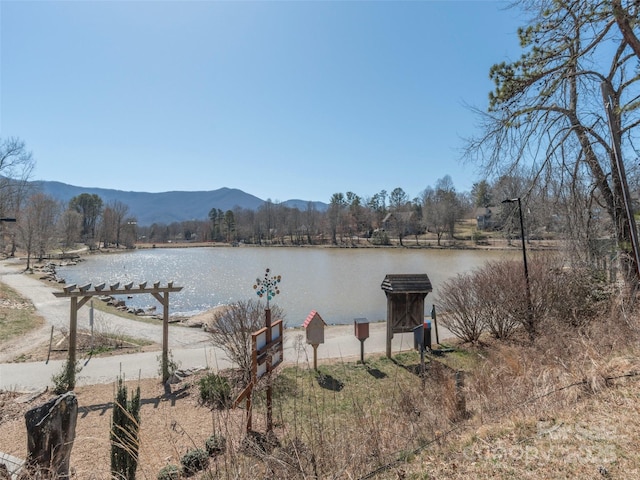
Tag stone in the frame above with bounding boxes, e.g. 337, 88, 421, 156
0, 464, 10, 480
21, 392, 78, 479
0, 451, 24, 480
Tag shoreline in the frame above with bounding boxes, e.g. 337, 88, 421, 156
132, 238, 561, 252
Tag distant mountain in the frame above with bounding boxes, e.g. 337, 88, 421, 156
33, 180, 327, 226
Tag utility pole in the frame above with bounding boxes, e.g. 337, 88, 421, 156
601, 81, 640, 281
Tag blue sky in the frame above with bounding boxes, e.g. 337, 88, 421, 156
1, 0, 524, 204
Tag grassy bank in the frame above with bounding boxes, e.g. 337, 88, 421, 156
0, 282, 43, 343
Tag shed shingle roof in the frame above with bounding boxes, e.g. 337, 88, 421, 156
380, 274, 432, 293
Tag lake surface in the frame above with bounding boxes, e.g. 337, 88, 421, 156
56, 247, 516, 326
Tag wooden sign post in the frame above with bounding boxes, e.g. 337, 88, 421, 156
234, 314, 283, 433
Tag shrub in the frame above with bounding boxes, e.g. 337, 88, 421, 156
181, 448, 208, 476
205, 433, 227, 456
157, 464, 179, 480
52, 360, 82, 394
437, 254, 612, 344
370, 230, 390, 245
157, 349, 181, 379
475, 260, 524, 340
198, 372, 231, 408
437, 273, 484, 343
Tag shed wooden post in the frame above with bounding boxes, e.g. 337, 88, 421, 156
386, 296, 393, 358
312, 344, 318, 370
161, 293, 169, 383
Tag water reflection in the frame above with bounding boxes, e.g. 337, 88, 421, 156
56, 247, 515, 326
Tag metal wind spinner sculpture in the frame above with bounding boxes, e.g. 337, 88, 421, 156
253, 268, 281, 309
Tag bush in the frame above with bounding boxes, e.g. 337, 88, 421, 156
205, 433, 227, 456
52, 360, 82, 394
436, 254, 611, 343
370, 230, 390, 245
157, 349, 181, 379
181, 448, 208, 476
198, 372, 231, 408
157, 464, 179, 480
474, 260, 524, 340
437, 274, 484, 343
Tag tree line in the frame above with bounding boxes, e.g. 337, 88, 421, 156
0, 139, 571, 264
0, 133, 628, 277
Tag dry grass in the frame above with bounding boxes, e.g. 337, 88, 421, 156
3, 325, 640, 479
0, 282, 44, 343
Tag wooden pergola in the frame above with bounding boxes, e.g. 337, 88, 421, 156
53, 280, 183, 388
381, 274, 432, 358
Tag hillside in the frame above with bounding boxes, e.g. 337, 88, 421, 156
33, 180, 327, 226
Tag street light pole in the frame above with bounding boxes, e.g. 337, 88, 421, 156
502, 198, 533, 336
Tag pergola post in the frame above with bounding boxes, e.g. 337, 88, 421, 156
67, 296, 78, 389
152, 291, 171, 383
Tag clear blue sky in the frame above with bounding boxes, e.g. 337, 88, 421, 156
1, 0, 523, 204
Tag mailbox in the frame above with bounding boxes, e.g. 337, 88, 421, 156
354, 318, 369, 341
413, 319, 432, 351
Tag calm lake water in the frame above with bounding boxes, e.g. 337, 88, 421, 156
56, 247, 516, 326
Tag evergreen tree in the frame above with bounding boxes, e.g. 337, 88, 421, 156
111, 376, 141, 480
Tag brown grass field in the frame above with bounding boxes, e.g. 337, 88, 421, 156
2, 321, 640, 479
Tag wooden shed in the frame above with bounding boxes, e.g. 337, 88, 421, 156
381, 274, 432, 358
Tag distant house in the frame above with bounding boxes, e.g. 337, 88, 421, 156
382, 211, 418, 231
475, 206, 502, 231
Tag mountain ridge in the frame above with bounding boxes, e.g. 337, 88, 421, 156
33, 180, 327, 226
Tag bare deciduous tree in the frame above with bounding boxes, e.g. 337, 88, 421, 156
207, 299, 285, 385
422, 176, 461, 246
17, 193, 59, 270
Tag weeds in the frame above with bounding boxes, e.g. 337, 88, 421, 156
156, 464, 179, 480
198, 372, 231, 409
